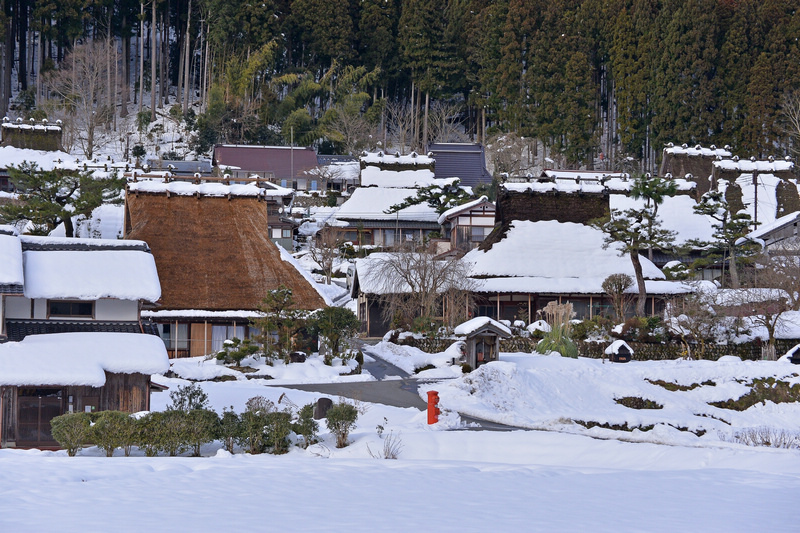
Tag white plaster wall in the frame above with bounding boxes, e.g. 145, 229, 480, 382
95, 299, 139, 321
4, 296, 32, 319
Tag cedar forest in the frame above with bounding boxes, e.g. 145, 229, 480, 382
1, 0, 799, 170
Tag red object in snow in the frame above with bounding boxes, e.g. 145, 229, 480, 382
427, 390, 440, 424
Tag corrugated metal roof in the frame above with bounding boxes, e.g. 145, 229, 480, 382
429, 143, 492, 187
213, 145, 318, 180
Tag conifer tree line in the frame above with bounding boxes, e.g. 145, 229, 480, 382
1, 0, 799, 168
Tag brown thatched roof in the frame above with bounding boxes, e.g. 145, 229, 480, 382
124, 190, 326, 311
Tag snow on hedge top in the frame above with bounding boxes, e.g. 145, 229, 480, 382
0, 232, 23, 285
335, 187, 438, 222
454, 316, 512, 337
465, 220, 665, 280
360, 166, 443, 188
0, 145, 70, 170
0, 332, 169, 386
23, 249, 161, 302
360, 151, 433, 166
127, 181, 289, 197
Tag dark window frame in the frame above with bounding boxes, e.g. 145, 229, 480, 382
47, 300, 95, 319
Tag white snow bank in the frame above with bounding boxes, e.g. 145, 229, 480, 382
0, 232, 23, 285
0, 332, 169, 386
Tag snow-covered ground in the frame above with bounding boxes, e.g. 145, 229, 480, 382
1, 346, 799, 531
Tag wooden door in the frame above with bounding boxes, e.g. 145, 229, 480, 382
17, 388, 63, 447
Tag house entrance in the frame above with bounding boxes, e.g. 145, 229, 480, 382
17, 388, 62, 447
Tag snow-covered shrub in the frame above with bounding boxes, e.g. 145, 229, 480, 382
238, 396, 273, 454
50, 412, 92, 456
218, 408, 240, 453
167, 382, 210, 412
185, 409, 221, 457
91, 410, 138, 457
325, 402, 359, 448
291, 403, 319, 449
216, 337, 260, 366
727, 427, 800, 449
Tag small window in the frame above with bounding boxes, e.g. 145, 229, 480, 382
282, 228, 293, 238
310, 180, 318, 191
48, 300, 94, 318
280, 179, 287, 188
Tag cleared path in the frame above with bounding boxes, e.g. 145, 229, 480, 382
278, 340, 525, 431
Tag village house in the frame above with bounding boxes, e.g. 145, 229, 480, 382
0, 225, 161, 342
437, 195, 496, 252
212, 144, 320, 191
124, 181, 329, 358
0, 332, 169, 449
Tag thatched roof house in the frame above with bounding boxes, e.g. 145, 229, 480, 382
124, 182, 327, 357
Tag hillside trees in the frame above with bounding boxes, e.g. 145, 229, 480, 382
0, 0, 800, 165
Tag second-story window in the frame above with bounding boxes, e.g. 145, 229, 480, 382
48, 301, 94, 318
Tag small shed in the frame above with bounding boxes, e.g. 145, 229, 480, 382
605, 339, 634, 363
0, 332, 169, 449
454, 317, 512, 368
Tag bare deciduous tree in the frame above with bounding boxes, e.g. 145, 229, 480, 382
43, 41, 117, 159
664, 285, 724, 360
602, 273, 634, 320
384, 100, 414, 153
426, 100, 467, 145
372, 244, 477, 331
308, 227, 345, 285
780, 90, 800, 156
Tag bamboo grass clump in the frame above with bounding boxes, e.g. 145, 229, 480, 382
535, 301, 579, 358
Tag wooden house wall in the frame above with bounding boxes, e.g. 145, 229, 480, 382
0, 373, 150, 448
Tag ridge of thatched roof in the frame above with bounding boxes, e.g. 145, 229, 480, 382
124, 191, 326, 311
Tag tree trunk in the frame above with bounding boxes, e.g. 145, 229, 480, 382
729, 245, 740, 289
182, 0, 192, 114
423, 91, 429, 150
150, 0, 157, 121
630, 249, 647, 316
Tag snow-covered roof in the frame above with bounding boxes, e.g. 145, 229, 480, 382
605, 339, 634, 355
465, 220, 665, 281
360, 151, 434, 166
541, 170, 629, 180
276, 243, 333, 306
454, 316, 512, 337
360, 166, 445, 188
438, 196, 493, 225
23, 248, 161, 302
0, 332, 169, 386
713, 158, 793, 173
472, 277, 693, 296
731, 173, 781, 226
0, 145, 70, 170
335, 187, 439, 222
0, 232, 23, 286
503, 178, 694, 195
741, 210, 800, 244
142, 309, 265, 319
127, 180, 288, 197
663, 144, 732, 158
609, 194, 715, 245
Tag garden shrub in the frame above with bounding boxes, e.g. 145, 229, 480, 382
535, 302, 579, 358
292, 403, 319, 448
264, 411, 292, 454
91, 410, 138, 457
219, 408, 241, 453
238, 396, 274, 454
167, 383, 209, 412
326, 402, 359, 448
185, 409, 220, 456
137, 410, 191, 456
50, 412, 92, 456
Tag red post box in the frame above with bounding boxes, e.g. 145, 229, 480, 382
427, 390, 440, 424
